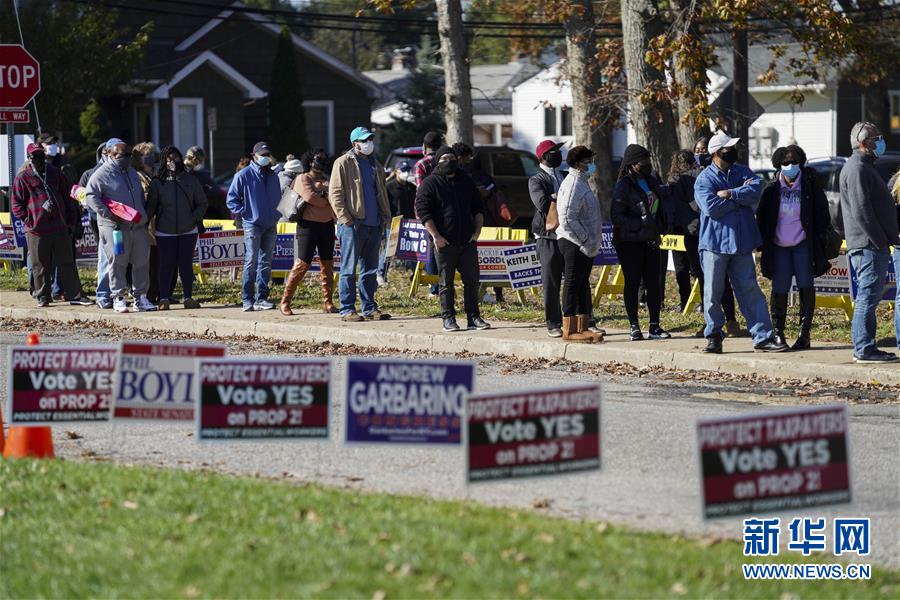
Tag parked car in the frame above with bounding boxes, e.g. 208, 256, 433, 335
807, 152, 900, 223
754, 167, 778, 184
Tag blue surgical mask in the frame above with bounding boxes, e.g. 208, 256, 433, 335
256, 155, 271, 167
874, 138, 886, 157
586, 162, 597, 175
781, 164, 800, 180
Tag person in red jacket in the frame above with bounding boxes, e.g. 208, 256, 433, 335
12, 143, 91, 307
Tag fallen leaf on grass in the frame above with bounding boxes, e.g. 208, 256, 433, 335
183, 585, 200, 598
372, 590, 386, 600
185, 513, 199, 523
0, 508, 5, 519
670, 582, 687, 595
516, 581, 530, 596
123, 500, 139, 510
99, 498, 112, 509
531, 498, 552, 509
538, 532, 555, 544
595, 522, 609, 534
305, 510, 319, 523
462, 553, 476, 566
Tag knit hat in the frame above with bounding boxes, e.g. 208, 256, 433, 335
622, 144, 651, 166
433, 145, 457, 164
283, 159, 303, 173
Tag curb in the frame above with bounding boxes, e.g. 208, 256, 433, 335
5, 306, 900, 386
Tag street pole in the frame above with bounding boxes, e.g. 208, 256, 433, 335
731, 26, 749, 163
5, 123, 13, 213
208, 128, 215, 179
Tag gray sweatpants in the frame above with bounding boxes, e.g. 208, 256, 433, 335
99, 225, 151, 298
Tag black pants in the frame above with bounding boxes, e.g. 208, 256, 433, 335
537, 237, 563, 329
558, 238, 592, 317
157, 233, 198, 301
684, 234, 736, 320
26, 231, 81, 302
435, 241, 480, 320
295, 219, 335, 263
616, 240, 661, 325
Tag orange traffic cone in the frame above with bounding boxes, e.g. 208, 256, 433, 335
3, 332, 55, 459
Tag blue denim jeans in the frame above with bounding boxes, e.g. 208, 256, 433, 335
95, 243, 111, 301
377, 223, 391, 279
338, 222, 381, 316
771, 240, 814, 294
848, 246, 890, 357
241, 221, 277, 308
701, 250, 773, 344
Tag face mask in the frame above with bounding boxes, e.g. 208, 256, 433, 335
30, 154, 46, 172
357, 141, 374, 156
113, 156, 130, 170
585, 162, 597, 175
311, 160, 327, 172
46, 144, 60, 157
436, 159, 458, 176
781, 164, 800, 180
256, 155, 271, 167
544, 152, 562, 169
719, 148, 738, 165
636, 164, 652, 178
874, 138, 886, 157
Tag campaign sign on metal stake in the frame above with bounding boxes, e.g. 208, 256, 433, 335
344, 358, 474, 444
195, 357, 331, 440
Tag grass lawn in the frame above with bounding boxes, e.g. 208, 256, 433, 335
1, 261, 895, 345
1, 459, 897, 598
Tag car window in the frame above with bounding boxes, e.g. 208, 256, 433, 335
491, 152, 525, 177
520, 154, 541, 177
875, 161, 900, 183
809, 162, 839, 193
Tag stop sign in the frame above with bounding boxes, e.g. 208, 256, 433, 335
0, 45, 41, 109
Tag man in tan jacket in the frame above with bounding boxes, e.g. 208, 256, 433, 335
329, 126, 392, 321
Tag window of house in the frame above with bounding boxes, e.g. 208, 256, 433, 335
302, 101, 334, 155
544, 107, 556, 136
560, 107, 573, 136
543, 106, 574, 137
173, 98, 203, 151
890, 91, 900, 133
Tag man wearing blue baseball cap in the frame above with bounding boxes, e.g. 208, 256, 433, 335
329, 127, 392, 321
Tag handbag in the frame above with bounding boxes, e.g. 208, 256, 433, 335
277, 186, 306, 222
824, 225, 842, 260
545, 201, 559, 232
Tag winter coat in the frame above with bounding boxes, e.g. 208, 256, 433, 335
610, 173, 669, 245
147, 172, 208, 235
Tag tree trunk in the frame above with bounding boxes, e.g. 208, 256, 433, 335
565, 1, 614, 219
671, 1, 709, 149
436, 0, 473, 146
620, 0, 678, 177
731, 27, 750, 163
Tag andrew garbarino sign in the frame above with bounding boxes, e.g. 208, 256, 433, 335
7, 345, 117, 424
697, 405, 851, 519
114, 342, 226, 420
466, 384, 601, 483
345, 358, 474, 444
195, 358, 331, 440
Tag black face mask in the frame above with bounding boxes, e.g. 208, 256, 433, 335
698, 153, 712, 167
635, 164, 652, 178
436, 159, 458, 176
544, 151, 562, 169
719, 148, 738, 165
30, 153, 46, 173
311, 159, 327, 172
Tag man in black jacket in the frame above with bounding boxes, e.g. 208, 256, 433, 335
415, 146, 490, 332
529, 139, 566, 337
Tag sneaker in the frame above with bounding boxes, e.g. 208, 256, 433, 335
376, 274, 387, 287
254, 300, 275, 311
588, 325, 606, 336
242, 304, 255, 312
113, 297, 129, 313
158, 300, 170, 311
342, 312, 365, 322
547, 327, 563, 338
854, 350, 899, 363
753, 337, 789, 352
37, 297, 50, 307
363, 310, 392, 321
135, 295, 157, 312
630, 325, 644, 342
443, 317, 461, 332
648, 324, 671, 340
183, 298, 201, 309
468, 316, 491, 330
97, 298, 113, 310
69, 295, 93, 306
52, 293, 65, 302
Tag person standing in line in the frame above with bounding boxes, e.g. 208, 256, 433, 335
694, 132, 785, 353
416, 146, 491, 332
79, 143, 114, 308
329, 127, 392, 322
611, 144, 671, 341
12, 143, 92, 307
146, 146, 207, 311
84, 139, 156, 313
280, 149, 337, 315
529, 139, 566, 337
278, 157, 304, 195
836, 122, 898, 362
132, 142, 165, 304
555, 145, 604, 343
413, 130, 443, 297
757, 145, 831, 350
226, 142, 282, 311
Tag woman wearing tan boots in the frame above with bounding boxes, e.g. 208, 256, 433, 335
280, 150, 338, 315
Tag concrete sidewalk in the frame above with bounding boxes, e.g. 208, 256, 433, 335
3, 290, 899, 385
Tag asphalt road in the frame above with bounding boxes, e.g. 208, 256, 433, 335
2, 328, 898, 568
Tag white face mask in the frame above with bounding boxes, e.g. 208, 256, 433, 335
356, 140, 374, 156
45, 144, 60, 157
255, 155, 271, 167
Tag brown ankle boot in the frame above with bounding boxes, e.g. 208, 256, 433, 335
562, 316, 594, 343
321, 259, 338, 313
577, 314, 603, 342
280, 260, 310, 315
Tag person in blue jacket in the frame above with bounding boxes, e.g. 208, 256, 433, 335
226, 141, 282, 311
694, 132, 788, 354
